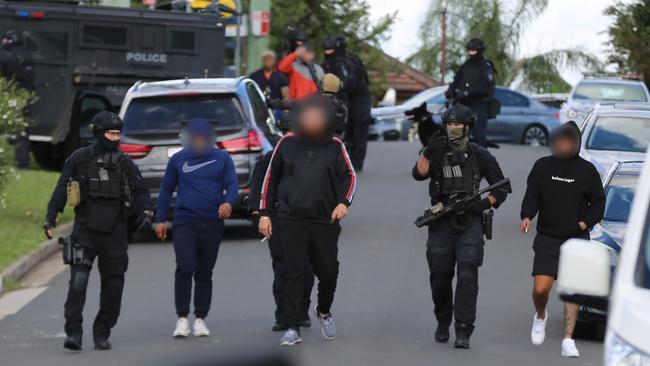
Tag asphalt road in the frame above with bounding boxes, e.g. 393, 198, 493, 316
0, 142, 604, 366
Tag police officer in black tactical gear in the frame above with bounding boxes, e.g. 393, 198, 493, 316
44, 111, 152, 351
412, 104, 509, 349
446, 38, 496, 148
321, 35, 371, 171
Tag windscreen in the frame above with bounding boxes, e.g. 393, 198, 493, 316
603, 174, 638, 222
122, 94, 245, 133
573, 82, 647, 102
586, 116, 650, 152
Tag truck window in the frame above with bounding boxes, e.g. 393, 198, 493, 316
81, 25, 128, 48
167, 29, 197, 53
23, 32, 69, 63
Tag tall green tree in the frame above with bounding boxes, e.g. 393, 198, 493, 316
408, 0, 599, 93
605, 0, 650, 86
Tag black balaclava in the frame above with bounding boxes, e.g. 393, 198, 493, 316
91, 111, 123, 153
465, 38, 486, 62
550, 120, 581, 160
322, 35, 346, 60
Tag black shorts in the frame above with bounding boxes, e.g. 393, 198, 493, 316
532, 232, 589, 278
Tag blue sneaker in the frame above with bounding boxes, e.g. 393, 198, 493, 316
315, 305, 336, 340
280, 329, 301, 346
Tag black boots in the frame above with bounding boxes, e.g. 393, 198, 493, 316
63, 334, 82, 351
434, 323, 450, 343
454, 324, 474, 349
94, 339, 112, 350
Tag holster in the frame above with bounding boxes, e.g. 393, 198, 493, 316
58, 236, 85, 265
482, 209, 494, 240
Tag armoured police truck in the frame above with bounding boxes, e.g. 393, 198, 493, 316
0, 0, 226, 169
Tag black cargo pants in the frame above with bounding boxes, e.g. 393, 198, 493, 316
64, 220, 129, 343
426, 215, 484, 331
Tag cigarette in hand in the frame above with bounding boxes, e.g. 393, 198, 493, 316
525, 227, 529, 233
260, 236, 268, 243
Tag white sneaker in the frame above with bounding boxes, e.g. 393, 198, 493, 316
561, 338, 580, 357
173, 317, 190, 338
193, 318, 211, 337
531, 311, 548, 345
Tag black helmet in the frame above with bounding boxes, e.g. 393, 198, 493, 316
91, 111, 123, 133
442, 104, 477, 128
322, 35, 347, 51
465, 38, 486, 51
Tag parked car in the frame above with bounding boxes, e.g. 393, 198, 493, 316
118, 77, 281, 219
575, 161, 642, 337
370, 86, 561, 146
578, 103, 650, 176
556, 149, 650, 366
561, 77, 650, 124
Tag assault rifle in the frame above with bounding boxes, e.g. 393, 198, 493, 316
414, 178, 511, 228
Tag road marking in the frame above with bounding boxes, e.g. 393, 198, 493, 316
0, 287, 47, 321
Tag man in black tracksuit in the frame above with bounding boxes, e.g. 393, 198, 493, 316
45, 111, 152, 351
520, 120, 605, 357
413, 104, 509, 349
258, 96, 356, 346
446, 38, 496, 147
322, 35, 372, 171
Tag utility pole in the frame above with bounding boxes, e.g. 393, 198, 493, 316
440, 6, 447, 84
246, 0, 271, 73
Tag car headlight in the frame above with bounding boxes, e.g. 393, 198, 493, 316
606, 331, 650, 366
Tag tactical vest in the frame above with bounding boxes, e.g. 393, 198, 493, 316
430, 148, 480, 198
85, 151, 128, 232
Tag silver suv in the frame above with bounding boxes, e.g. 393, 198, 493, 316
561, 77, 650, 123
118, 77, 281, 219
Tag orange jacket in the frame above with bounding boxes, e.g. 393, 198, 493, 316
278, 52, 324, 100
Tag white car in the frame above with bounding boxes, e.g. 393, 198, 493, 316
557, 149, 650, 366
579, 103, 650, 176
561, 78, 650, 124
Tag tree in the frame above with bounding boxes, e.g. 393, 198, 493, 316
605, 0, 650, 86
408, 0, 600, 93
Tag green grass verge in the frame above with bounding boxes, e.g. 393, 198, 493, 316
0, 170, 73, 270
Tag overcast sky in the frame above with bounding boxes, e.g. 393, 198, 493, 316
367, 0, 618, 86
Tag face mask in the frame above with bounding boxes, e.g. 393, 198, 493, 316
446, 126, 469, 150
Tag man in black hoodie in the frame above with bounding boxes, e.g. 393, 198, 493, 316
258, 95, 356, 346
520, 120, 605, 357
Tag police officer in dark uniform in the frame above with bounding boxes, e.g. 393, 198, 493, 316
321, 35, 371, 171
446, 38, 496, 148
412, 104, 509, 349
44, 111, 152, 351
1, 30, 32, 169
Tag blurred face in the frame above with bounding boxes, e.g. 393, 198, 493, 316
192, 134, 209, 152
299, 106, 327, 137
301, 49, 315, 64
262, 55, 276, 69
103, 130, 121, 142
552, 135, 577, 157
468, 49, 478, 56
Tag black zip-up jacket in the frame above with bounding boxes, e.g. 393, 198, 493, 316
248, 151, 272, 212
259, 133, 356, 223
46, 145, 152, 226
520, 121, 605, 239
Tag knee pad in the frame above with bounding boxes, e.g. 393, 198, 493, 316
71, 271, 89, 292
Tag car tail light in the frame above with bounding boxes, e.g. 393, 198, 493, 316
119, 143, 152, 159
554, 111, 560, 121
217, 130, 263, 154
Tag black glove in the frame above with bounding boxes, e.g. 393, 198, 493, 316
468, 198, 492, 214
404, 102, 431, 124
43, 217, 55, 239
136, 210, 154, 232
423, 130, 447, 160
444, 88, 455, 100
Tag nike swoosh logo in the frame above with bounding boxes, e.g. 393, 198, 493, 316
182, 160, 216, 173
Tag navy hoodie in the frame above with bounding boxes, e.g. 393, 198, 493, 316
520, 121, 605, 238
156, 120, 239, 222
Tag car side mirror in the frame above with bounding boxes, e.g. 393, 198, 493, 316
556, 239, 611, 310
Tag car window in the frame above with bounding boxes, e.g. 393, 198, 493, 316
494, 89, 530, 107
122, 94, 245, 132
573, 82, 648, 102
426, 93, 446, 105
636, 203, 650, 289
603, 174, 638, 222
586, 116, 650, 153
246, 82, 270, 122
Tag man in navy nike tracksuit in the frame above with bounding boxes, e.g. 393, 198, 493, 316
155, 119, 238, 338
